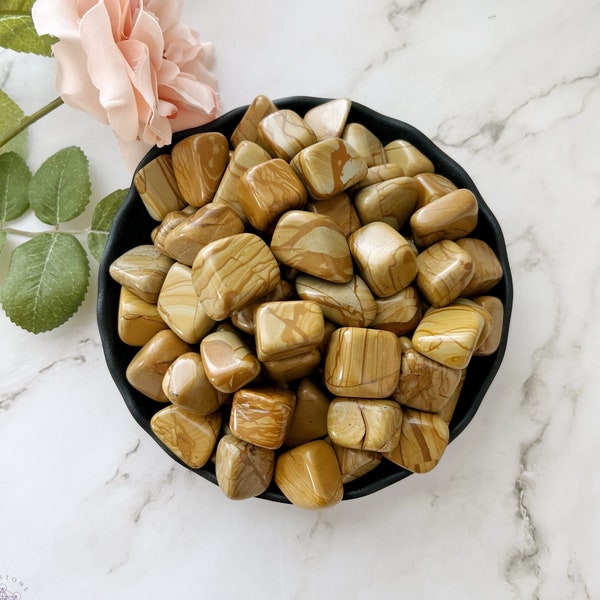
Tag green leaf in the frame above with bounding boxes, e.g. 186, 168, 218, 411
0, 3, 56, 57
0, 89, 27, 158
0, 230, 6, 255
0, 151, 31, 221
88, 188, 127, 262
1, 232, 90, 333
29, 146, 91, 225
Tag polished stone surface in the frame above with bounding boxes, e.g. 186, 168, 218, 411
257, 109, 317, 161
117, 286, 168, 346
384, 139, 435, 177
284, 377, 330, 447
305, 193, 361, 238
303, 98, 351, 141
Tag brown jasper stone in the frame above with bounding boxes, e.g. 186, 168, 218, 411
229, 386, 296, 450
200, 330, 261, 393
354, 177, 418, 230
415, 240, 474, 307
413, 173, 458, 210
342, 122, 386, 167
350, 163, 406, 191
215, 434, 275, 500
162, 203, 245, 267
109, 245, 174, 304
348, 222, 417, 297
151, 405, 221, 469
306, 193, 361, 238
230, 94, 278, 149
333, 444, 382, 484
238, 158, 307, 231
291, 138, 368, 200
370, 286, 422, 335
284, 377, 331, 447
254, 300, 324, 361
325, 327, 401, 398
213, 141, 272, 224
472, 295, 504, 356
151, 210, 188, 253
318, 320, 338, 355
118, 286, 168, 346
275, 440, 343, 509
162, 352, 227, 415
383, 408, 449, 473
384, 140, 435, 177
327, 398, 403, 452
394, 347, 462, 412
410, 188, 479, 248
271, 210, 353, 283
455, 238, 503, 296
261, 348, 321, 384
437, 368, 466, 424
171, 132, 230, 207
191, 233, 280, 321
257, 109, 317, 161
133, 154, 186, 221
126, 330, 192, 402
295, 274, 377, 327
303, 98, 351, 141
412, 304, 485, 369
451, 298, 493, 352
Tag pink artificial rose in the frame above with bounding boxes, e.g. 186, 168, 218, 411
32, 0, 220, 171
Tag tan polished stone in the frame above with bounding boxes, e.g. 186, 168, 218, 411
230, 94, 278, 149
455, 238, 503, 296
150, 404, 221, 469
452, 298, 493, 352
327, 397, 402, 452
126, 330, 192, 402
412, 304, 486, 369
261, 348, 321, 384
383, 408, 449, 473
295, 274, 377, 327
437, 368, 466, 424
118, 286, 168, 346
271, 210, 353, 283
410, 188, 478, 247
257, 109, 317, 161
134, 154, 186, 221
275, 440, 343, 509
109, 245, 174, 304
191, 233, 280, 320
162, 203, 245, 267
151, 210, 188, 254
238, 158, 307, 231
332, 444, 381, 484
413, 173, 458, 210
325, 327, 401, 398
254, 300, 324, 361
348, 222, 417, 297
370, 286, 422, 335
415, 240, 474, 307
291, 138, 368, 200
354, 177, 418, 230
303, 98, 351, 141
350, 163, 406, 191
215, 434, 274, 500
472, 295, 504, 356
342, 122, 386, 166
200, 330, 261, 393
306, 193, 361, 238
284, 377, 331, 447
230, 386, 296, 450
384, 140, 435, 177
318, 320, 338, 355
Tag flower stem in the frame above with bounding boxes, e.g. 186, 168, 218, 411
0, 96, 64, 150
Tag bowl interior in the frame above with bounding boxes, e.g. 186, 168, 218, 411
97, 96, 513, 502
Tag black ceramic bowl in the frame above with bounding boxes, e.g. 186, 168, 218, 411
97, 96, 513, 503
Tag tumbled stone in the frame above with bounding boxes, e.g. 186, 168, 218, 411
275, 440, 343, 509
452, 298, 494, 352
260, 348, 321, 384
342, 122, 386, 166
370, 286, 422, 335
332, 444, 382, 484
271, 210, 353, 283
413, 173, 457, 210
117, 286, 168, 346
455, 237, 503, 296
384, 139, 435, 177
325, 327, 401, 398
151, 210, 188, 254
306, 193, 361, 237
284, 377, 331, 447
303, 98, 351, 141
257, 109, 317, 161
472, 295, 504, 356
437, 368, 466, 424
350, 163, 406, 191
230, 94, 278, 149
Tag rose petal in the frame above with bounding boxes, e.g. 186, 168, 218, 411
32, 0, 80, 39
130, 8, 164, 67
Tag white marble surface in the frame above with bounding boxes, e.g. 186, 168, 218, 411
1, 1, 599, 598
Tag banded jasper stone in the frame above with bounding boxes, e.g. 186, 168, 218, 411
456, 238, 503, 296
230, 387, 296, 450
151, 210, 188, 254
412, 304, 486, 369
171, 132, 229, 207
333, 444, 382, 484
327, 398, 402, 452
473, 295, 504, 356
230, 94, 278, 149
324, 327, 401, 398
284, 377, 331, 447
238, 159, 307, 231
200, 330, 261, 393
260, 348, 321, 384
342, 122, 386, 166
452, 298, 493, 352
215, 434, 275, 500
410, 188, 478, 247
254, 300, 324, 361
384, 140, 435, 177
348, 222, 417, 297
291, 138, 368, 200
370, 285, 422, 335
413, 173, 458, 210
271, 210, 353, 283
191, 233, 280, 320
257, 109, 317, 161
118, 286, 168, 346
306, 193, 361, 237
274, 440, 343, 509
437, 368, 466, 424
303, 98, 351, 141
383, 408, 449, 473
351, 163, 405, 191
134, 154, 186, 220
295, 274, 377, 327
150, 405, 221, 469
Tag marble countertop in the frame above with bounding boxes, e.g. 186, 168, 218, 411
1, 1, 599, 598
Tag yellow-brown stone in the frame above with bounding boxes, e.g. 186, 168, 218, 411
305, 193, 361, 237
303, 98, 351, 141
230, 94, 278, 149
332, 444, 382, 484
370, 286, 422, 335
342, 122, 386, 166
284, 377, 331, 447
456, 237, 503, 296
472, 295, 504, 356
413, 173, 457, 210
257, 109, 317, 161
384, 139, 435, 177
117, 286, 168, 346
